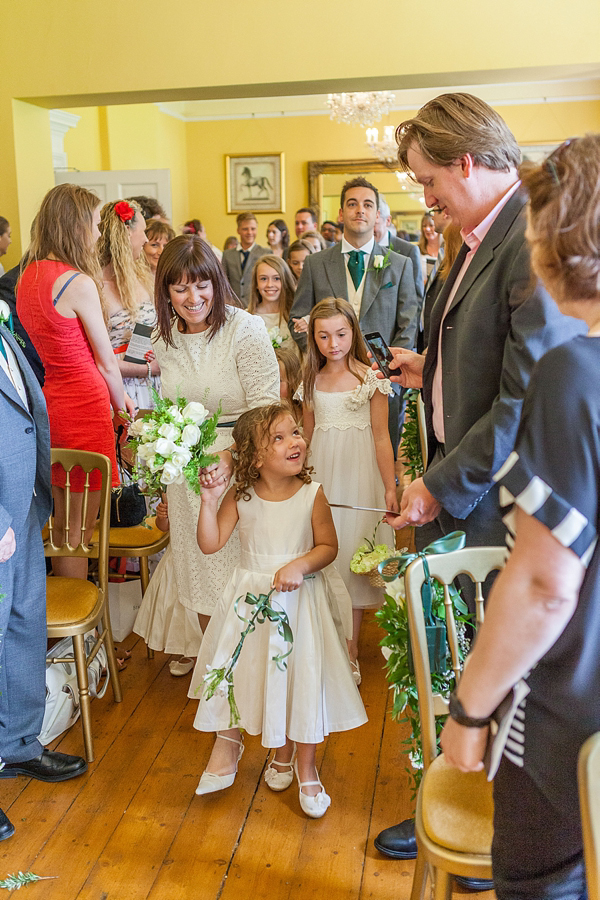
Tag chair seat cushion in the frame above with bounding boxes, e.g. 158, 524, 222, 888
422, 753, 494, 854
94, 516, 166, 550
46, 577, 100, 627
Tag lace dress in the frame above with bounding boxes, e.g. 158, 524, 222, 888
189, 481, 367, 746
296, 369, 394, 609
153, 307, 280, 616
107, 301, 161, 411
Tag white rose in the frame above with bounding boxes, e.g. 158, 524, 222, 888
158, 422, 180, 441
168, 405, 184, 423
160, 460, 183, 485
373, 254, 385, 269
139, 422, 156, 442
0, 299, 10, 321
128, 418, 145, 438
182, 401, 208, 425
136, 441, 157, 462
155, 438, 177, 458
181, 423, 201, 447
146, 455, 162, 472
171, 447, 192, 468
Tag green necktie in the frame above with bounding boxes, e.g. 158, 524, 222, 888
347, 250, 365, 290
0, 334, 7, 363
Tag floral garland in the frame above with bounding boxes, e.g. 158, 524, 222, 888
399, 389, 424, 481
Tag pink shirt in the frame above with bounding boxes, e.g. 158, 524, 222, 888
431, 181, 521, 443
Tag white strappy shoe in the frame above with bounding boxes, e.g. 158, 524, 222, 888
294, 761, 331, 818
264, 746, 296, 792
195, 733, 244, 796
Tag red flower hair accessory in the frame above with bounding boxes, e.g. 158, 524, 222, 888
114, 201, 135, 225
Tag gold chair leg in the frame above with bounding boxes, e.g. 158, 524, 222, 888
409, 850, 428, 900
73, 633, 94, 763
432, 868, 452, 900
101, 606, 123, 704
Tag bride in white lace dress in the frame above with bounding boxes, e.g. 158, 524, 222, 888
151, 236, 279, 664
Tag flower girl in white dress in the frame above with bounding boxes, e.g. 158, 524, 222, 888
296, 298, 398, 685
188, 403, 366, 818
247, 254, 297, 347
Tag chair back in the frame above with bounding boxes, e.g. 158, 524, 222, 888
403, 546, 508, 771
44, 449, 111, 591
579, 732, 600, 900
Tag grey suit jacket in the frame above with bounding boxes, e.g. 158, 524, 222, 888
389, 234, 424, 303
289, 241, 419, 352
222, 244, 268, 307
422, 189, 586, 520
0, 325, 52, 542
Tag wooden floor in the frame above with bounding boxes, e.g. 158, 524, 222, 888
0, 524, 494, 899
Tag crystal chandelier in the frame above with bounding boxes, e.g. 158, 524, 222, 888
326, 91, 395, 128
365, 125, 398, 164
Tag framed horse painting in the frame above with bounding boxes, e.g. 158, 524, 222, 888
225, 153, 285, 213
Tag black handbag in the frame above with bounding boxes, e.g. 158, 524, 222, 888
110, 426, 147, 528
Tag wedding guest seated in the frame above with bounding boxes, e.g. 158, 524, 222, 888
286, 238, 316, 285
144, 219, 176, 276
266, 218, 290, 258
182, 219, 222, 260
99, 199, 160, 411
222, 213, 268, 306
301, 230, 326, 252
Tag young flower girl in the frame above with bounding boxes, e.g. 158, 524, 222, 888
297, 298, 398, 684
248, 255, 297, 346
188, 403, 366, 818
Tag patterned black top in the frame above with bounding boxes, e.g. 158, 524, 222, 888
493, 334, 600, 816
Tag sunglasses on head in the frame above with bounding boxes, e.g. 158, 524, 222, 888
543, 138, 575, 185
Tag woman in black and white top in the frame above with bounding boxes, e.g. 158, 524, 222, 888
441, 135, 600, 900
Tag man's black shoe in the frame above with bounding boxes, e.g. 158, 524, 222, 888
454, 876, 494, 892
0, 809, 14, 841
0, 750, 87, 783
374, 818, 417, 859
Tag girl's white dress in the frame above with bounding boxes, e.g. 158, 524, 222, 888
153, 307, 279, 617
133, 545, 203, 657
188, 481, 367, 747
296, 370, 394, 609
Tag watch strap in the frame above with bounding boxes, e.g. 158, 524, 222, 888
448, 691, 492, 728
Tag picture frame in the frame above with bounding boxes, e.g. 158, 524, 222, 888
225, 153, 285, 214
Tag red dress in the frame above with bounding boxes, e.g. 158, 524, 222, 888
17, 259, 119, 490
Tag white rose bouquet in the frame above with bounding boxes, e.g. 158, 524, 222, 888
267, 325, 288, 349
128, 389, 221, 497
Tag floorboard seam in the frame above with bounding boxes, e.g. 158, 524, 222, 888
357, 683, 390, 900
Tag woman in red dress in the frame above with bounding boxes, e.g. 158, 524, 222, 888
17, 183, 134, 579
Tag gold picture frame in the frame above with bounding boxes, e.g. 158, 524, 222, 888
225, 153, 285, 214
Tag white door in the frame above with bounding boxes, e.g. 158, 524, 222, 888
54, 169, 172, 220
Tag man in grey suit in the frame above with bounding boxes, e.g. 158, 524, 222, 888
0, 324, 87, 840
221, 212, 268, 307
374, 93, 585, 867
289, 177, 419, 354
374, 195, 423, 307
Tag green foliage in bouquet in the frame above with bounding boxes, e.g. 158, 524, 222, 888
127, 387, 221, 497
399, 389, 424, 481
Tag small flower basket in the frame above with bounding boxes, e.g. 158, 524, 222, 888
350, 523, 406, 588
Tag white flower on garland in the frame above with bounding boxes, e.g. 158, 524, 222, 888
267, 326, 287, 349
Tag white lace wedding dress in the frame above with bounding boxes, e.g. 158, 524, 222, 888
153, 307, 279, 617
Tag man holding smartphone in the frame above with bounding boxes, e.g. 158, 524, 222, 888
372, 93, 584, 868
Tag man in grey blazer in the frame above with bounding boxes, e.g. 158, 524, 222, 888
221, 212, 268, 307
0, 325, 87, 840
289, 177, 419, 354
374, 93, 585, 867
374, 195, 423, 307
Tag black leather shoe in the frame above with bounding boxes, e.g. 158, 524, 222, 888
0, 750, 87, 783
374, 818, 417, 859
454, 876, 495, 892
0, 809, 14, 841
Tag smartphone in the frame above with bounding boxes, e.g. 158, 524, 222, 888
363, 331, 395, 379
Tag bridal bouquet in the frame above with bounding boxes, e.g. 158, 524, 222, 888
128, 389, 220, 497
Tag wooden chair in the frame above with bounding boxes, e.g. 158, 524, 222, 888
44, 449, 123, 762
403, 545, 508, 900
579, 732, 600, 900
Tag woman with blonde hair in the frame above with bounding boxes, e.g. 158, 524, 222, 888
98, 199, 160, 410
17, 183, 134, 580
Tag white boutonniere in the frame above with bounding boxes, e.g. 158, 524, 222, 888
0, 298, 25, 347
368, 247, 393, 278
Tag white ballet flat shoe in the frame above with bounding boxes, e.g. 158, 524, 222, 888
350, 659, 361, 686
196, 733, 244, 796
169, 656, 195, 677
294, 762, 331, 818
264, 747, 296, 792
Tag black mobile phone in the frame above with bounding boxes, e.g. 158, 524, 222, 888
363, 331, 395, 379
